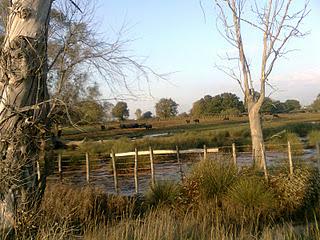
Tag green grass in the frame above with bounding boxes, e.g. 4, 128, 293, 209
266, 132, 304, 154
308, 130, 320, 147
59, 113, 320, 156
190, 161, 238, 199
224, 176, 276, 223
145, 181, 181, 208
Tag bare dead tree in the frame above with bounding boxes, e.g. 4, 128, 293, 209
214, 0, 309, 168
0, 0, 53, 236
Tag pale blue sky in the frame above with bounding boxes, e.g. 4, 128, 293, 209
95, 0, 320, 117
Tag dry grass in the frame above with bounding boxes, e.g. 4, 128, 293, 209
7, 157, 320, 239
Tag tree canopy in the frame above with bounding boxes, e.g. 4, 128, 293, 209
191, 93, 244, 117
261, 98, 301, 114
311, 94, 320, 112
112, 102, 129, 120
155, 98, 179, 118
141, 111, 153, 119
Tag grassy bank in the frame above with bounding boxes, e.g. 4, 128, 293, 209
71, 121, 320, 156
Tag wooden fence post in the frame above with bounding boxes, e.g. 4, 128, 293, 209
86, 152, 90, 184
203, 145, 207, 161
232, 143, 237, 167
134, 148, 139, 194
149, 146, 155, 187
317, 142, 320, 174
176, 146, 184, 181
252, 148, 255, 167
58, 153, 62, 181
111, 150, 119, 194
288, 141, 293, 175
36, 161, 41, 181
260, 143, 268, 181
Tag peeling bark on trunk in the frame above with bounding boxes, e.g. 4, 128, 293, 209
0, 0, 52, 236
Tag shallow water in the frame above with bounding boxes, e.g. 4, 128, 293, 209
46, 149, 318, 195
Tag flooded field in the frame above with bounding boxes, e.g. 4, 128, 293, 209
46, 148, 318, 195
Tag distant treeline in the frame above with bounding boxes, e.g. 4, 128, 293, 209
190, 92, 302, 117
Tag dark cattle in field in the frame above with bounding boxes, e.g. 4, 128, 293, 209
120, 123, 143, 129
186, 120, 190, 124
101, 125, 106, 130
145, 124, 152, 130
223, 117, 229, 121
193, 119, 200, 123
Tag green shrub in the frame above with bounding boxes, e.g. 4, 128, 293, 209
308, 130, 320, 147
224, 176, 276, 223
190, 161, 238, 199
266, 132, 303, 155
269, 166, 320, 216
145, 181, 181, 208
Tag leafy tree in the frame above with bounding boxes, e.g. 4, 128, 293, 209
311, 94, 320, 112
76, 100, 105, 124
221, 108, 241, 116
112, 102, 129, 120
261, 98, 300, 114
102, 102, 115, 121
135, 108, 142, 119
191, 93, 244, 116
155, 98, 179, 118
141, 111, 153, 119
284, 99, 301, 112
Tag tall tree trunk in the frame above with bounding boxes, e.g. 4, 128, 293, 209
248, 103, 264, 168
0, 0, 52, 236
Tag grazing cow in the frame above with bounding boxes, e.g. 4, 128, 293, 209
132, 123, 139, 128
186, 120, 190, 124
145, 124, 152, 130
101, 125, 106, 130
193, 119, 200, 124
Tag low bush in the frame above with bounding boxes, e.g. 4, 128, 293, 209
266, 132, 303, 155
269, 166, 320, 217
189, 161, 238, 200
308, 130, 320, 147
224, 176, 276, 224
145, 181, 181, 208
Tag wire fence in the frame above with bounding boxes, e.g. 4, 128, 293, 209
45, 142, 320, 196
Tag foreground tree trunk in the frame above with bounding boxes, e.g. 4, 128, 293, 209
0, 0, 52, 236
248, 103, 264, 168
